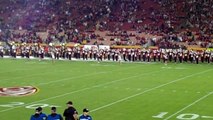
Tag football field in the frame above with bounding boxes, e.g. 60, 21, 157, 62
0, 59, 213, 120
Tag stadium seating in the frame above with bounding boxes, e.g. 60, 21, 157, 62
0, 0, 212, 48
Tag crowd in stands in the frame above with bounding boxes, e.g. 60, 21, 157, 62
0, 0, 212, 49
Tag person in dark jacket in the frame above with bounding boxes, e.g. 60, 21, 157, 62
63, 101, 78, 120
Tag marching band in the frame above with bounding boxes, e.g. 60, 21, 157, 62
0, 43, 213, 64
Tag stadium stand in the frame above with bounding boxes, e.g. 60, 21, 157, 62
0, 0, 212, 56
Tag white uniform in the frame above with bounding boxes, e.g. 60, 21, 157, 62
0, 46, 3, 57
50, 47, 55, 59
118, 54, 122, 61
0, 46, 3, 52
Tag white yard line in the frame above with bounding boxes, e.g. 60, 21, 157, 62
0, 69, 163, 113
0, 68, 32, 75
37, 64, 144, 86
0, 61, 141, 83
90, 69, 212, 112
37, 72, 107, 85
164, 92, 213, 120
201, 116, 213, 119
0, 69, 66, 82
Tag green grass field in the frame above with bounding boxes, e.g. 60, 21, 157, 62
0, 58, 213, 120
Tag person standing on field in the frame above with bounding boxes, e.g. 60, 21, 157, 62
79, 108, 92, 120
0, 43, 3, 58
47, 107, 63, 120
30, 107, 47, 120
63, 101, 78, 120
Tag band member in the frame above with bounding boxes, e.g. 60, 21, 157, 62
0, 44, 3, 58
49, 44, 55, 63
178, 51, 183, 63
31, 44, 36, 57
103, 49, 107, 60
134, 50, 138, 61
123, 48, 127, 61
147, 50, 151, 62
107, 49, 111, 61
61, 43, 66, 59
89, 49, 92, 59
67, 47, 72, 60
82, 49, 86, 60
85, 49, 88, 60
157, 50, 161, 62
168, 50, 173, 62
118, 52, 122, 64
153, 50, 157, 62
77, 47, 81, 59
189, 50, 194, 63
110, 49, 114, 61
39, 46, 44, 61
55, 48, 60, 60
127, 49, 131, 61
97, 50, 102, 62
142, 50, 146, 62
183, 50, 188, 62
195, 52, 199, 64
163, 53, 168, 65
205, 51, 210, 63
73, 47, 77, 59
11, 44, 17, 58
200, 51, 204, 63
20, 44, 26, 58
173, 50, 177, 63
138, 49, 142, 61
115, 50, 118, 61
93, 49, 97, 60
32, 43, 39, 58
26, 45, 30, 59
131, 50, 135, 62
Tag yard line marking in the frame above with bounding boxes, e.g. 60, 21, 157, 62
37, 64, 146, 86
90, 69, 212, 113
90, 70, 164, 88
0, 63, 48, 75
38, 72, 106, 85
0, 69, 164, 113
0, 62, 141, 83
164, 92, 213, 120
201, 116, 213, 119
0, 69, 31, 74
0, 69, 67, 82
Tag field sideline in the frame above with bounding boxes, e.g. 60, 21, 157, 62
0, 58, 213, 120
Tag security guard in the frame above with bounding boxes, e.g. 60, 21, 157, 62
47, 107, 63, 120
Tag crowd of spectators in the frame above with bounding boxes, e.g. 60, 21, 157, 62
0, 0, 212, 49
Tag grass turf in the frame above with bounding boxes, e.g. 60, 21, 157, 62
0, 58, 213, 120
